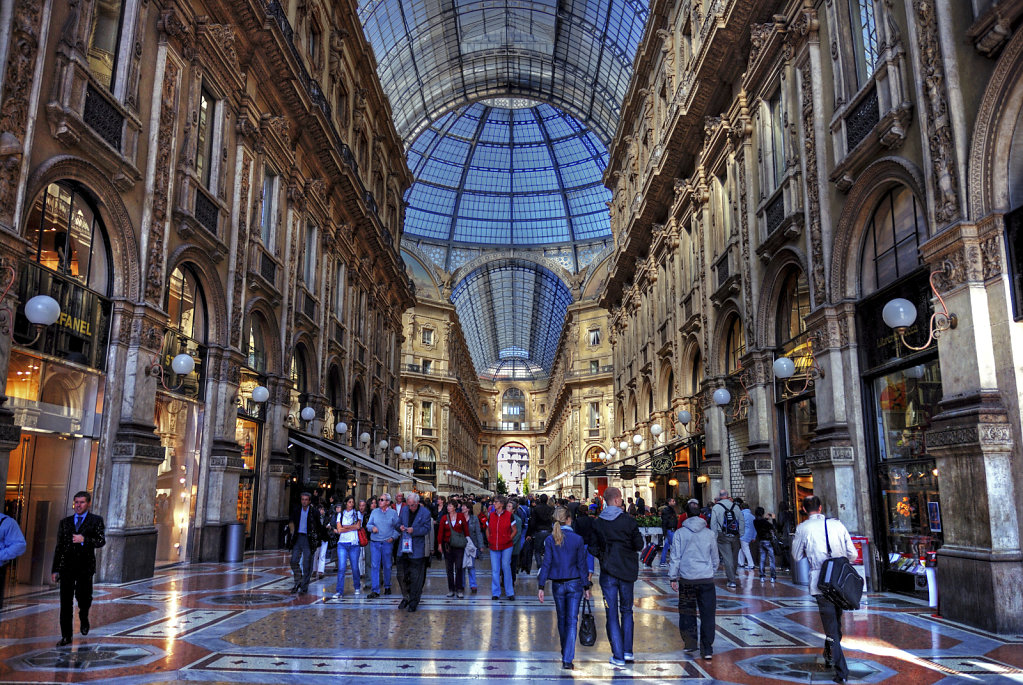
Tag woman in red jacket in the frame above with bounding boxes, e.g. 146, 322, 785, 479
487, 496, 518, 600
438, 501, 470, 598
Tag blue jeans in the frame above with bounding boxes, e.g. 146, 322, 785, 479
465, 563, 478, 589
490, 547, 514, 598
336, 543, 361, 594
678, 581, 716, 656
552, 579, 584, 664
758, 540, 776, 578
586, 552, 595, 575
660, 529, 675, 564
599, 573, 634, 660
370, 540, 393, 592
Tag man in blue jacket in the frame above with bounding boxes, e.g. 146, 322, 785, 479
396, 492, 432, 612
0, 512, 27, 611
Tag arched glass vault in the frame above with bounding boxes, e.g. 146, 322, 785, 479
451, 259, 572, 378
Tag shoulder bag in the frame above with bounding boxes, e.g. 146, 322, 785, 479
816, 519, 863, 610
353, 512, 369, 547
579, 597, 597, 646
449, 518, 468, 549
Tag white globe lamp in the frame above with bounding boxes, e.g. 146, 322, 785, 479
300, 406, 316, 422
773, 357, 796, 379
619, 441, 629, 452
335, 422, 348, 435
378, 440, 388, 450
24, 295, 61, 326
650, 423, 663, 437
632, 434, 643, 445
677, 410, 692, 425
359, 432, 371, 444
170, 353, 195, 375
883, 298, 917, 330
251, 385, 270, 403
394, 445, 403, 455
608, 447, 617, 457
713, 388, 731, 406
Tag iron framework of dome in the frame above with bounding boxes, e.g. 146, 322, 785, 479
403, 101, 612, 267
357, 0, 650, 145
451, 259, 574, 380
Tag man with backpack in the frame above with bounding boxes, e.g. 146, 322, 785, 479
710, 490, 744, 588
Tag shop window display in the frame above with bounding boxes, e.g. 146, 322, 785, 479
872, 358, 943, 592
154, 398, 202, 563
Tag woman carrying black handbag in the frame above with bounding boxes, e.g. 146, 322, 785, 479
537, 506, 591, 670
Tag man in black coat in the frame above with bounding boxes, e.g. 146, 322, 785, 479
51, 491, 106, 646
288, 491, 323, 594
526, 493, 554, 569
593, 486, 644, 667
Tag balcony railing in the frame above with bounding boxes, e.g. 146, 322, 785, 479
83, 84, 123, 152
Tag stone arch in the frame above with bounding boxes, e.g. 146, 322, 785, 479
449, 251, 575, 293
639, 378, 654, 419
968, 26, 1023, 218
166, 245, 229, 347
710, 302, 745, 376
680, 337, 704, 396
243, 298, 282, 375
829, 157, 927, 302
350, 378, 366, 420
625, 391, 638, 428
370, 390, 383, 426
756, 248, 809, 349
290, 336, 318, 395
24, 155, 142, 301
325, 359, 346, 410
657, 359, 675, 409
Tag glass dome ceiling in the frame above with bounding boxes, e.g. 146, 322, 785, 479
404, 101, 612, 251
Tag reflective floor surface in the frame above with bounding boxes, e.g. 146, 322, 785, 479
1, 552, 1021, 684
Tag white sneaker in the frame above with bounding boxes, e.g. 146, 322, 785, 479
354, 589, 362, 595
331, 593, 342, 599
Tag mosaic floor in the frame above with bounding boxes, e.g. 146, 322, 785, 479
1, 552, 1022, 684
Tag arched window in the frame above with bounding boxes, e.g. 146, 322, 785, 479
724, 317, 745, 374
25, 182, 111, 295
167, 266, 207, 342
537, 469, 548, 487
690, 352, 703, 395
416, 444, 436, 461
502, 387, 525, 429
776, 270, 810, 349
860, 187, 927, 296
246, 315, 267, 373
291, 345, 309, 396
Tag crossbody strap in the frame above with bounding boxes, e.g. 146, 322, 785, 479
823, 518, 832, 556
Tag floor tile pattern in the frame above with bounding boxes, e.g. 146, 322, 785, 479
0, 552, 1020, 684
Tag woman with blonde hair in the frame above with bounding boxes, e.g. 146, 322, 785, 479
537, 506, 591, 670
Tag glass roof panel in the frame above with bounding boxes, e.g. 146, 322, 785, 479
403, 102, 612, 254
358, 0, 650, 145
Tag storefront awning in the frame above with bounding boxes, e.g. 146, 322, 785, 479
289, 431, 418, 486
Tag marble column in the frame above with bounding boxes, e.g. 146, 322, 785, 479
922, 222, 1023, 633
802, 306, 863, 531
99, 304, 167, 583
740, 352, 777, 510
197, 347, 246, 562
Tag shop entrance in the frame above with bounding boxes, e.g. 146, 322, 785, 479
6, 433, 98, 587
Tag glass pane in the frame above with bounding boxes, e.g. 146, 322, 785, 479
196, 89, 214, 188
872, 360, 943, 461
873, 195, 895, 255
891, 187, 919, 242
88, 0, 124, 89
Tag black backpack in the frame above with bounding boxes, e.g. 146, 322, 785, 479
718, 503, 740, 537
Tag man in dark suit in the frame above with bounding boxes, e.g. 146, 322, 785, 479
51, 491, 105, 647
288, 491, 322, 594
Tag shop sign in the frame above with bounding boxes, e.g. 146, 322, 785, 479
16, 262, 111, 370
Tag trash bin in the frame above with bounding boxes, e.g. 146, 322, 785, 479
792, 555, 810, 585
224, 521, 245, 563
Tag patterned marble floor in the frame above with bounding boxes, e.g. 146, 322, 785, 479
1, 552, 1021, 684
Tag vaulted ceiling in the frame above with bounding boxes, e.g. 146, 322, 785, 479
358, 0, 649, 378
